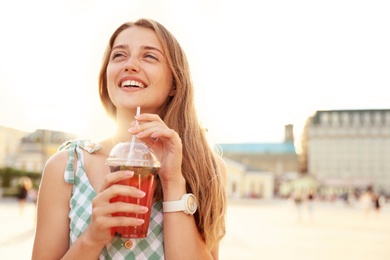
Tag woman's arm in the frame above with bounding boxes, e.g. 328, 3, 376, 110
32, 151, 106, 259
32, 150, 147, 259
130, 113, 228, 259
163, 155, 227, 259
32, 151, 75, 259
162, 176, 215, 259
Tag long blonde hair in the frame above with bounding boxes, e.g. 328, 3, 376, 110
98, 18, 226, 249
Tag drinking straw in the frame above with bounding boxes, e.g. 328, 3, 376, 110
128, 106, 140, 160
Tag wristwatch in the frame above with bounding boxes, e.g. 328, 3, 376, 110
163, 193, 197, 215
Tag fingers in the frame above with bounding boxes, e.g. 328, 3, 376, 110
134, 127, 178, 142
134, 113, 163, 123
130, 113, 164, 135
128, 114, 180, 144
127, 112, 183, 182
88, 167, 155, 243
96, 171, 146, 200
103, 216, 145, 229
92, 173, 150, 229
97, 170, 133, 193
92, 199, 149, 221
90, 201, 146, 237
128, 120, 162, 138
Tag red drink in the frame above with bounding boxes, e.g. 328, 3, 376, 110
106, 136, 160, 239
109, 165, 159, 238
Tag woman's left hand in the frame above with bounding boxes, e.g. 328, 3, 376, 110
128, 113, 183, 185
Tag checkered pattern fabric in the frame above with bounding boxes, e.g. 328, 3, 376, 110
61, 140, 165, 259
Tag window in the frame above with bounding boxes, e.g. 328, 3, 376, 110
341, 112, 350, 126
321, 112, 329, 126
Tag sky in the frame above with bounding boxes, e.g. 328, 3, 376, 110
0, 0, 389, 150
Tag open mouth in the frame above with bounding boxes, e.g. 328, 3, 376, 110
120, 80, 145, 89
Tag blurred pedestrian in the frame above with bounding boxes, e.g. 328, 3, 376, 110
360, 186, 373, 218
17, 176, 32, 216
292, 190, 303, 222
306, 190, 315, 221
372, 192, 382, 216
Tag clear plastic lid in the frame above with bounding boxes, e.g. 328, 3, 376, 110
106, 141, 160, 168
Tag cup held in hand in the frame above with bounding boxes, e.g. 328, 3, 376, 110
106, 141, 160, 238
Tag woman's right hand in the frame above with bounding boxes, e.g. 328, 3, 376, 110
84, 170, 148, 246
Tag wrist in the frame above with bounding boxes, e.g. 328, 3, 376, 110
78, 231, 107, 256
163, 193, 197, 215
162, 175, 186, 201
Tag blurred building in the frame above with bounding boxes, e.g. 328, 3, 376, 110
301, 109, 390, 195
219, 124, 300, 198
0, 126, 28, 168
223, 158, 274, 199
3, 128, 76, 172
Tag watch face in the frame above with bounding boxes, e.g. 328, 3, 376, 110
187, 195, 196, 213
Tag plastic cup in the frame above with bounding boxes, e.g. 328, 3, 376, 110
106, 141, 160, 238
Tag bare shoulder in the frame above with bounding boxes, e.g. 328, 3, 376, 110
33, 150, 72, 259
39, 149, 72, 195
43, 149, 69, 176
37, 149, 72, 216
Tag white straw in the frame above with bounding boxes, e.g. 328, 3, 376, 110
128, 106, 141, 160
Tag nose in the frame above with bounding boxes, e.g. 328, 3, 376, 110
123, 56, 140, 72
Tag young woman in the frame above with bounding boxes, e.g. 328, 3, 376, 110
32, 18, 227, 259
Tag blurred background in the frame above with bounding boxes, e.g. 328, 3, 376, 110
1, 0, 390, 259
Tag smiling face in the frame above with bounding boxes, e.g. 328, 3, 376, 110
106, 26, 173, 116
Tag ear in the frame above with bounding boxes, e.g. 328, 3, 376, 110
169, 87, 176, 96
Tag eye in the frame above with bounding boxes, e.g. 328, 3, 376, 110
111, 52, 126, 60
144, 53, 159, 61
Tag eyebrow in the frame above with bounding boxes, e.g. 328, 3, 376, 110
112, 44, 164, 56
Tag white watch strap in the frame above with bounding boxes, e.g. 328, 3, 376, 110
163, 193, 198, 214
163, 199, 186, 213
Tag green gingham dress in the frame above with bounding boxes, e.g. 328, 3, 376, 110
59, 140, 165, 260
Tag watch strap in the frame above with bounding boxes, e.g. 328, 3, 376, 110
163, 193, 197, 214
163, 198, 186, 212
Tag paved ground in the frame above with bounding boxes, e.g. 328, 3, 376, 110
0, 198, 36, 260
0, 197, 389, 259
221, 199, 390, 260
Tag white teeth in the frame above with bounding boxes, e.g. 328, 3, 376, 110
121, 80, 145, 88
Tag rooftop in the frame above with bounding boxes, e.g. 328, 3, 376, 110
217, 142, 296, 155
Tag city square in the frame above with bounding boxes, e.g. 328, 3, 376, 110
221, 199, 390, 260
1, 197, 389, 259
1, 1, 390, 259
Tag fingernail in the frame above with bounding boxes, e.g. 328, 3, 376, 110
140, 206, 148, 213
128, 127, 135, 133
137, 219, 145, 224
137, 190, 146, 196
124, 170, 133, 176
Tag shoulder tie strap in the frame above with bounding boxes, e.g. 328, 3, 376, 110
59, 140, 102, 184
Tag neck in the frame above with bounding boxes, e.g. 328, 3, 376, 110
111, 128, 133, 145
112, 110, 136, 143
